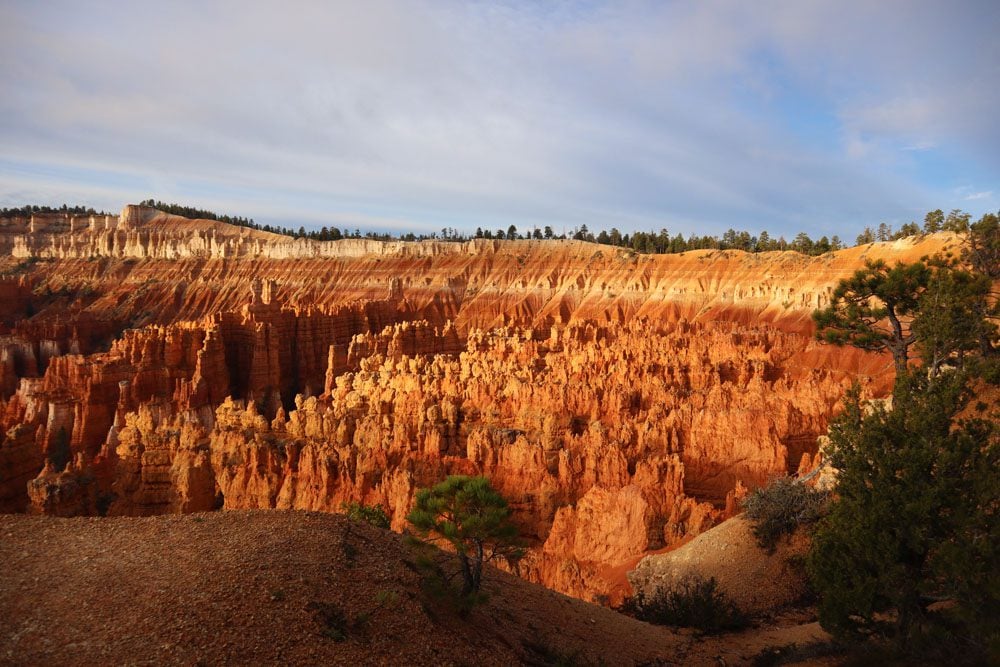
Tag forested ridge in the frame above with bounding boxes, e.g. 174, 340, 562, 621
6, 201, 988, 257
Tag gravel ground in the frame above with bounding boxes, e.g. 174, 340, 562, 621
0, 510, 828, 666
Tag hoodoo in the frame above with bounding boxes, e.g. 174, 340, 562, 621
5, 5, 997, 662
0, 207, 957, 600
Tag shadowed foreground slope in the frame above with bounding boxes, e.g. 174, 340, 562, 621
0, 510, 827, 666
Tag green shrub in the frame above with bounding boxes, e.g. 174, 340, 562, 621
341, 501, 391, 529
308, 591, 400, 643
353, 589, 399, 631
742, 477, 828, 553
620, 576, 749, 634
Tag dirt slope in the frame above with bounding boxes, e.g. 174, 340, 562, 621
630, 516, 810, 615
0, 510, 828, 666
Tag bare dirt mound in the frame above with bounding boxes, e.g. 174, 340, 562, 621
629, 516, 810, 615
0, 510, 833, 666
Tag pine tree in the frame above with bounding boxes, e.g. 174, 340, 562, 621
808, 372, 997, 653
813, 259, 931, 374
943, 209, 971, 232
923, 209, 944, 233
912, 262, 995, 374
407, 476, 523, 597
965, 213, 1000, 280
810, 230, 1000, 658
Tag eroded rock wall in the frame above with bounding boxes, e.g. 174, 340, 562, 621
14, 318, 862, 600
0, 207, 954, 600
2, 207, 958, 335
0, 283, 411, 512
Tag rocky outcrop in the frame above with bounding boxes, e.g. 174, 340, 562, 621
15, 318, 866, 599
0, 276, 33, 323
0, 279, 410, 512
1, 206, 954, 601
26, 455, 97, 517
0, 423, 45, 512
108, 404, 217, 515
2, 206, 957, 338
10, 205, 481, 261
0, 339, 38, 398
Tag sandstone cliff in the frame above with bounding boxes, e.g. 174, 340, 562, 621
0, 206, 955, 601
2, 206, 957, 334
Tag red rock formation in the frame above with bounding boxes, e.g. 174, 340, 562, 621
0, 206, 954, 600
0, 276, 33, 323
0, 277, 412, 512
2, 205, 957, 336
0, 423, 45, 512
18, 318, 867, 599
26, 454, 96, 517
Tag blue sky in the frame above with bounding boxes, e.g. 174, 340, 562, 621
1, 1, 997, 239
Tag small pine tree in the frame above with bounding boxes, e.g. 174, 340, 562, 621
856, 227, 875, 245
923, 209, 944, 233
942, 209, 971, 233
407, 475, 522, 597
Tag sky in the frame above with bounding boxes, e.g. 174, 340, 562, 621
1, 1, 998, 239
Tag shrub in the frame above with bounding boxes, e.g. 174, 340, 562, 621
620, 576, 749, 634
742, 477, 828, 553
342, 501, 391, 529
308, 590, 400, 643
353, 589, 399, 631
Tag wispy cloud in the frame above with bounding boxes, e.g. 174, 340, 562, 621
1, 1, 997, 237
903, 142, 936, 152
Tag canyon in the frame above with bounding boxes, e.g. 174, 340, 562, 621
0, 205, 957, 602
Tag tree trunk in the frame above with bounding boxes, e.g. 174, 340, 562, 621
885, 307, 910, 375
891, 346, 909, 375
896, 563, 925, 649
472, 541, 484, 593
978, 330, 996, 357
458, 552, 474, 597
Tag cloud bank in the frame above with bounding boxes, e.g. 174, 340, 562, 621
1, 1, 997, 237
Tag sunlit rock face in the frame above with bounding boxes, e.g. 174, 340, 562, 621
0, 207, 956, 600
